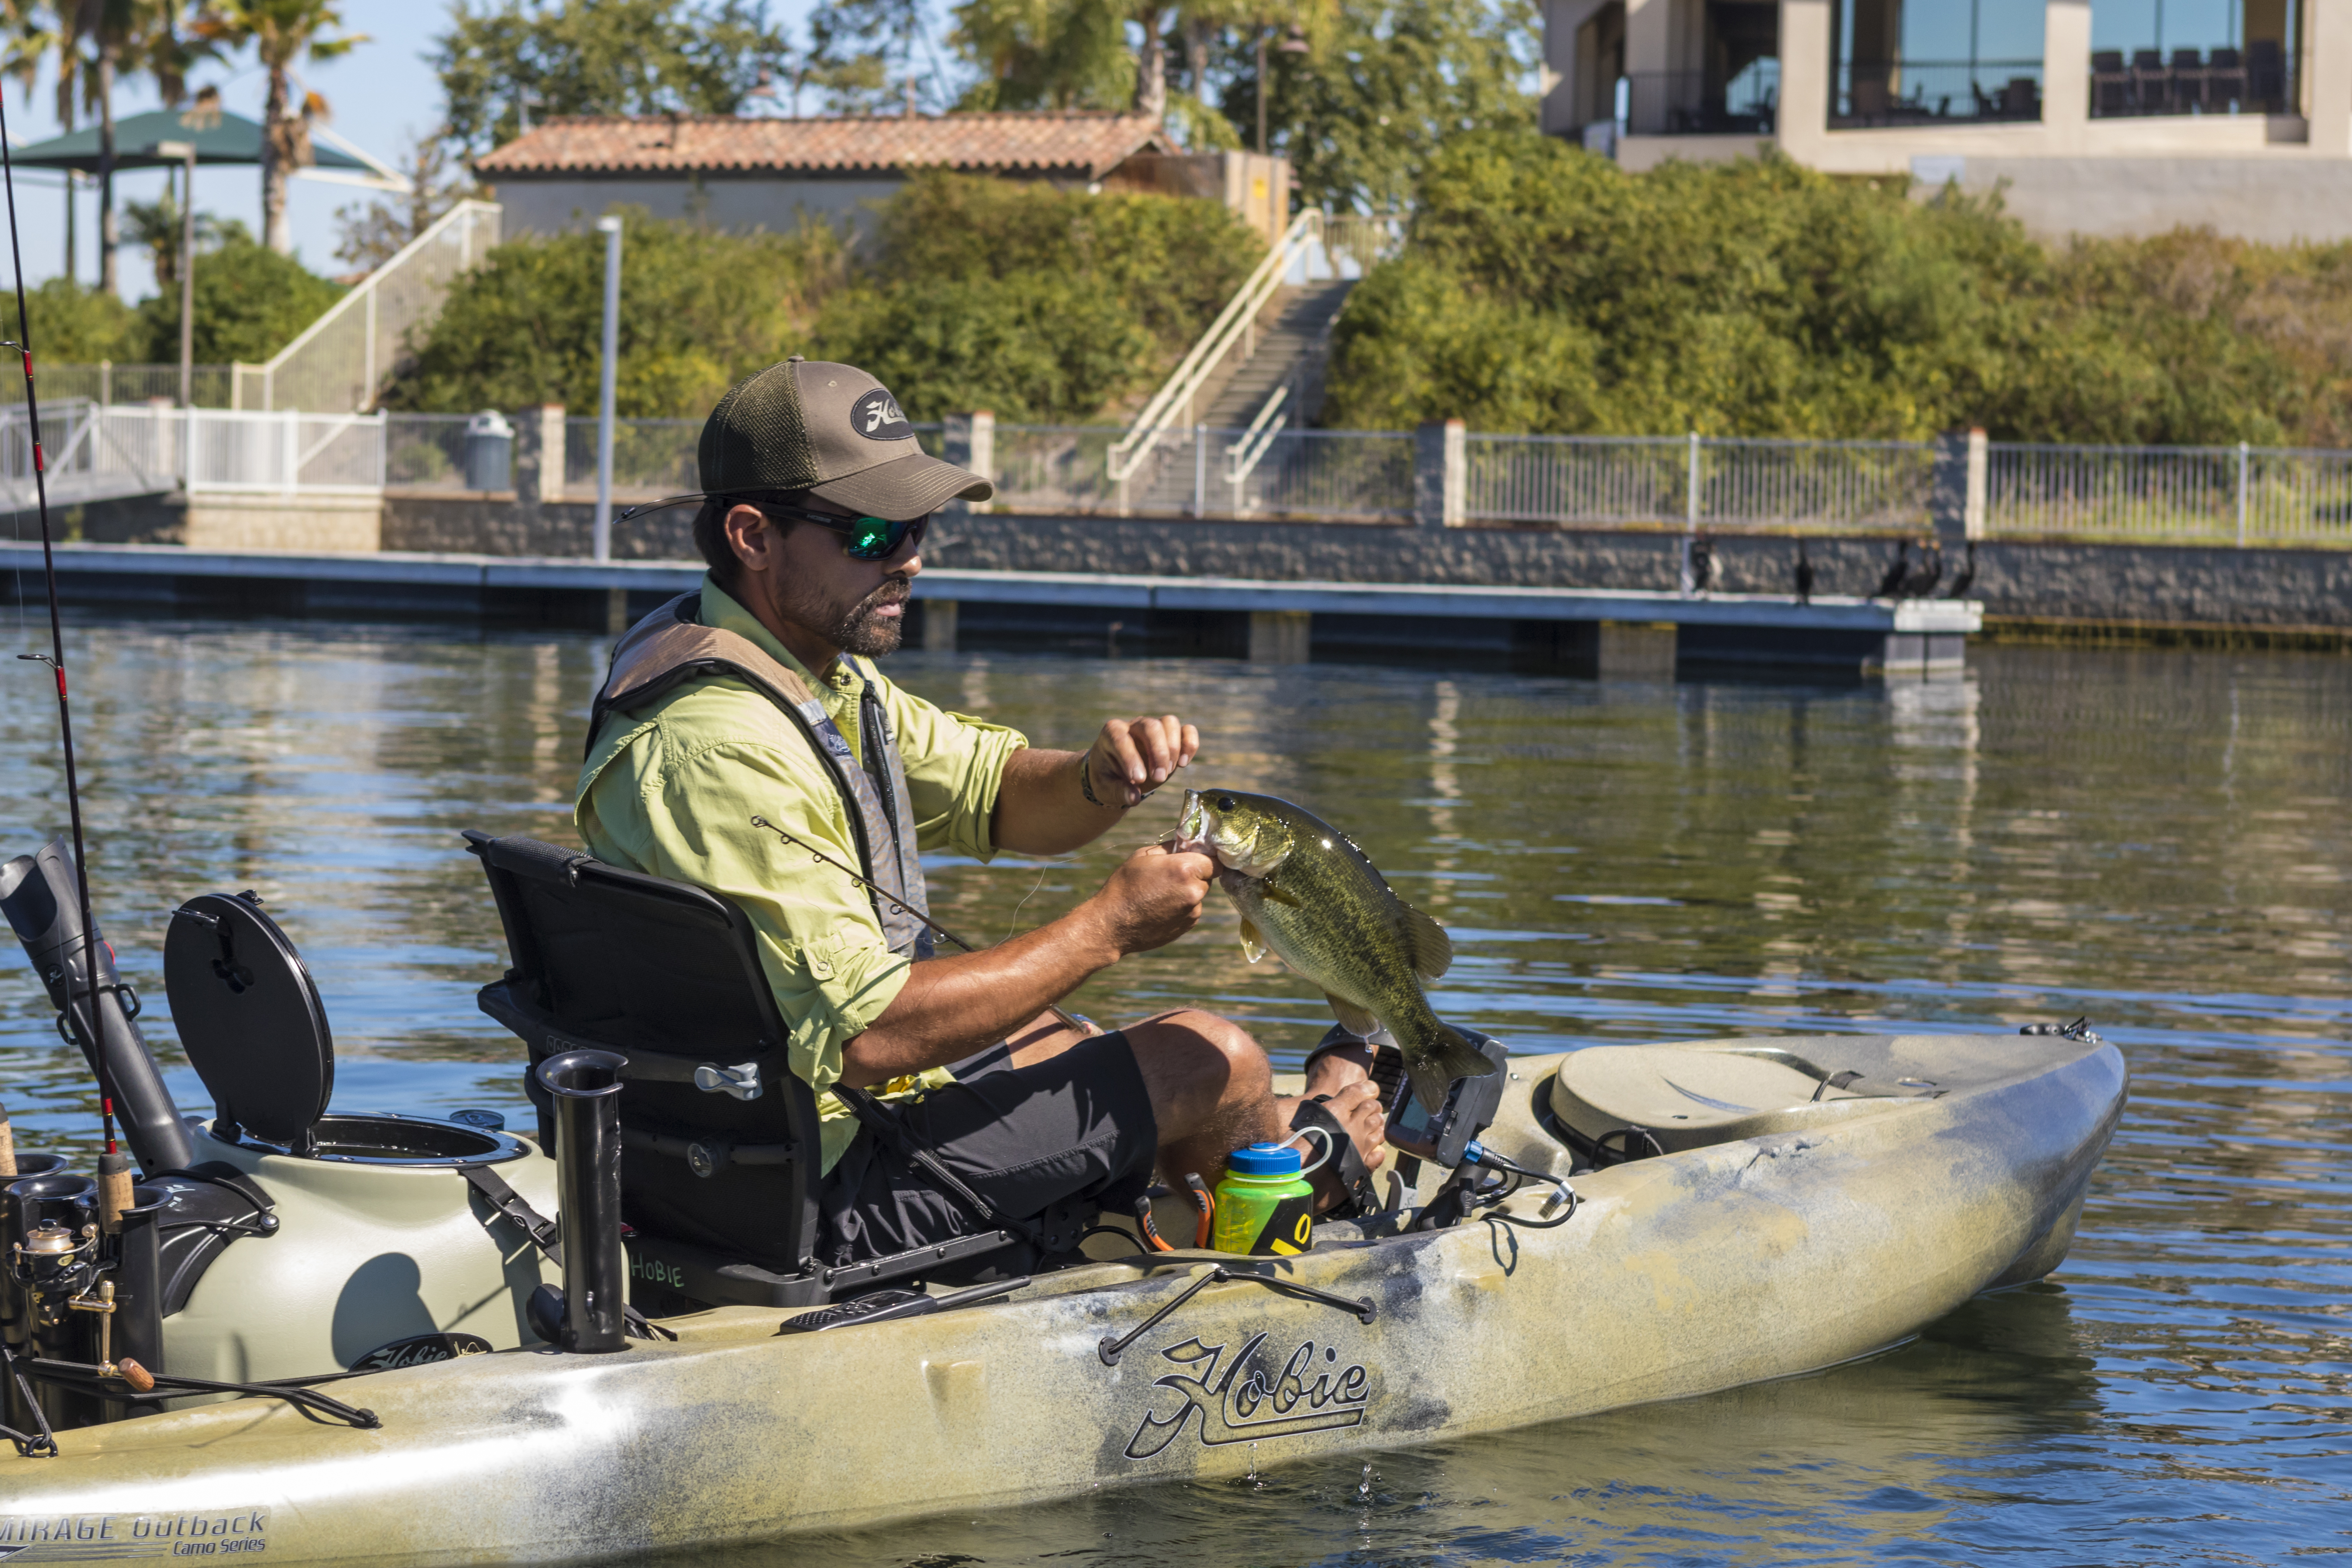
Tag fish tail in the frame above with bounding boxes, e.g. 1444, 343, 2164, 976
1404, 1023, 1497, 1115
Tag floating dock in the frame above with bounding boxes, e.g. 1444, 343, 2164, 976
0, 543, 1980, 677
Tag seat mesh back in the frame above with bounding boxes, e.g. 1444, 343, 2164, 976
482, 841, 817, 1272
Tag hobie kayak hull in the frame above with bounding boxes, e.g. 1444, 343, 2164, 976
0, 1031, 2124, 1564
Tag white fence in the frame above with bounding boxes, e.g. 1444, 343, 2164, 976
1465, 433, 1935, 532
1986, 441, 2352, 545
15, 398, 2352, 549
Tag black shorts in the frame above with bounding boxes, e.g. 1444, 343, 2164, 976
815, 1029, 1159, 1265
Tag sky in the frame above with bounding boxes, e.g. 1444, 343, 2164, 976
3, 0, 845, 305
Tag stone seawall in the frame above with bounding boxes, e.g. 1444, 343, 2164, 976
361, 496, 2349, 634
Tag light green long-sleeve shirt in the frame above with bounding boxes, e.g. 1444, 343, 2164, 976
575, 576, 1029, 1173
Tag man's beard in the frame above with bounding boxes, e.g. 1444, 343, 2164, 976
824, 577, 911, 656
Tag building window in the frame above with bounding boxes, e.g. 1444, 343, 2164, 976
1830, 0, 2046, 127
2089, 0, 2300, 117
1624, 0, 1779, 136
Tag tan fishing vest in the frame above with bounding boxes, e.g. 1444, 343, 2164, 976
586, 592, 934, 960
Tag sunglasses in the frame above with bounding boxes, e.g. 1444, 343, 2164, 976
754, 503, 928, 562
616, 492, 929, 563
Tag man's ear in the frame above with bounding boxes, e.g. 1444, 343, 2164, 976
724, 504, 774, 575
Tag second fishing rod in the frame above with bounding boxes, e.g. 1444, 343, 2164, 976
750, 815, 1091, 1034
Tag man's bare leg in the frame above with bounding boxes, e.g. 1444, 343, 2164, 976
1118, 1010, 1384, 1196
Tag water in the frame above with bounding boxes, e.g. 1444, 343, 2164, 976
0, 613, 2346, 1563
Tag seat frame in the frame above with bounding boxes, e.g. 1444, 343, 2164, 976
466, 830, 1023, 1311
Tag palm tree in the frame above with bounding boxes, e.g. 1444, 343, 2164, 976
3, 0, 202, 295
190, 0, 361, 254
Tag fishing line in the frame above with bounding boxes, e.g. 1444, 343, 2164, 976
0, 87, 118, 1158
1001, 857, 1054, 946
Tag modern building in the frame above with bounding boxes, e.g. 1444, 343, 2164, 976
473, 112, 1293, 247
1541, 0, 2352, 242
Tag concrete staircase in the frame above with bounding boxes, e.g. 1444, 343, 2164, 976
1194, 279, 1356, 430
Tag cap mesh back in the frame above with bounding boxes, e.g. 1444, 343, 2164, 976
698, 361, 821, 493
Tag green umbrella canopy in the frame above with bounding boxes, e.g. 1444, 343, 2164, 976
6, 104, 374, 174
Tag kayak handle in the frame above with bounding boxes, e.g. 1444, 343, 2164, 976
1097, 1265, 1374, 1366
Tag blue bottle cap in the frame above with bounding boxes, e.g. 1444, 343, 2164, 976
1226, 1141, 1303, 1176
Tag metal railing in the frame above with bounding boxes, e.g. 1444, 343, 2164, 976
1109, 210, 1326, 500
233, 201, 502, 414
1624, 69, 1778, 136
1465, 433, 1935, 533
0, 363, 236, 409
1986, 441, 2352, 545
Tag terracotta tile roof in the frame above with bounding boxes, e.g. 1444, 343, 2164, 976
475, 112, 1176, 181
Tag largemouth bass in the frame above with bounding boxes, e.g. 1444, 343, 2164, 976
1178, 788, 1495, 1113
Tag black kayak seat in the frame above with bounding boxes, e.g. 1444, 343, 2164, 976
465, 830, 1024, 1312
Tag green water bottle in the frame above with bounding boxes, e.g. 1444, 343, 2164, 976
1212, 1142, 1318, 1256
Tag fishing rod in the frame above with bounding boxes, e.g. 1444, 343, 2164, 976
0, 87, 125, 1191
750, 815, 1086, 1033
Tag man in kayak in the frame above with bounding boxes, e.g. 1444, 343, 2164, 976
575, 358, 1386, 1266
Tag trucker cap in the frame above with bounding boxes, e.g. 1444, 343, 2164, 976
697, 358, 992, 519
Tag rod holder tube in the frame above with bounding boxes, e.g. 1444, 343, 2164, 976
537, 1049, 628, 1354
110, 1187, 167, 1420
0, 839, 193, 1173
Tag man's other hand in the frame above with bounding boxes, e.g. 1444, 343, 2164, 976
1086, 714, 1200, 810
1084, 843, 1215, 959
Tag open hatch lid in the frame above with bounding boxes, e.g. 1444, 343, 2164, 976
163, 891, 333, 1150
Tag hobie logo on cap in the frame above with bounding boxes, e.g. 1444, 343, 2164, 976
851, 388, 913, 442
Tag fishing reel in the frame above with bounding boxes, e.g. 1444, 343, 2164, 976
11, 1217, 100, 1327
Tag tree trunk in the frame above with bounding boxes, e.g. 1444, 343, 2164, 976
97, 48, 116, 296
1183, 14, 1214, 97
262, 66, 292, 254
1133, 6, 1168, 120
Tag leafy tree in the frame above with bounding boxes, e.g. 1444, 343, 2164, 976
383, 210, 847, 417
189, 0, 364, 254
1320, 130, 2309, 447
948, 0, 1135, 112
1219, 0, 1536, 211
20, 276, 141, 361
120, 187, 230, 285
810, 172, 1262, 421
134, 230, 341, 361
434, 0, 787, 155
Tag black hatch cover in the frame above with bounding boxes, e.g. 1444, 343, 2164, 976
162, 892, 333, 1149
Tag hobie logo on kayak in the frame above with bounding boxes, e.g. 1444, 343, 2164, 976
348, 1332, 492, 1373
1123, 1333, 1371, 1459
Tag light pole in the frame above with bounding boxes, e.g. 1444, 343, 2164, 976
153, 141, 197, 409
593, 214, 622, 563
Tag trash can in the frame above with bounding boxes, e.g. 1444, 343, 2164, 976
463, 410, 514, 492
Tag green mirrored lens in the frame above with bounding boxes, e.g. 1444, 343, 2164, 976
849, 517, 896, 558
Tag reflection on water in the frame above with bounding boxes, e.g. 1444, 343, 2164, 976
0, 615, 2345, 1562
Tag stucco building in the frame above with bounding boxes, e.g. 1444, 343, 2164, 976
1541, 0, 2352, 242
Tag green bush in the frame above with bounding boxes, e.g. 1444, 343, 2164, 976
20, 279, 143, 364
384, 209, 846, 417
1322, 131, 2321, 446
135, 237, 346, 365
811, 174, 1264, 422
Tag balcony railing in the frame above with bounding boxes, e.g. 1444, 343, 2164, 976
2089, 44, 2295, 117
1833, 61, 2043, 126
1624, 69, 1778, 137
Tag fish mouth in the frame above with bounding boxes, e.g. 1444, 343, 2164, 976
1171, 789, 1210, 855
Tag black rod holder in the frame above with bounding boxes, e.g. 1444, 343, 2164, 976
111, 1186, 167, 1420
536, 1049, 628, 1354
0, 840, 193, 1173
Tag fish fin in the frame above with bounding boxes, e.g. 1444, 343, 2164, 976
1404, 1025, 1496, 1115
1401, 905, 1452, 981
1258, 882, 1302, 908
1323, 992, 1379, 1038
1238, 917, 1266, 965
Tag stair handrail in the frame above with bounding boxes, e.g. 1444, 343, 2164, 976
1109, 208, 1323, 487
233, 199, 503, 413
